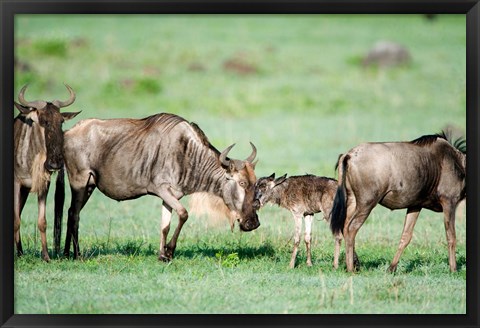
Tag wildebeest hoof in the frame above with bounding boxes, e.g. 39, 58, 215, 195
42, 254, 51, 262
387, 264, 397, 273
159, 254, 172, 262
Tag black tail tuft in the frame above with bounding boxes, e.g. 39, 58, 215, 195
54, 168, 65, 256
330, 155, 349, 235
330, 186, 347, 235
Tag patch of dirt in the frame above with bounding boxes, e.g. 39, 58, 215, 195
362, 41, 411, 68
187, 62, 206, 72
223, 53, 258, 75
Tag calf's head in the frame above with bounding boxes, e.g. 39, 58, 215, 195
15, 84, 81, 172
253, 173, 287, 209
220, 142, 260, 231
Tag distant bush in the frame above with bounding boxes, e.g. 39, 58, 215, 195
32, 38, 68, 57
134, 77, 162, 94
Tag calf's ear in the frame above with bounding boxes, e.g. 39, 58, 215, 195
274, 174, 287, 186
62, 111, 82, 121
267, 173, 275, 180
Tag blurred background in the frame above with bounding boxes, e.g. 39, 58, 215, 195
14, 14, 466, 179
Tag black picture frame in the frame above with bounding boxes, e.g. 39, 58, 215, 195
1, 1, 478, 327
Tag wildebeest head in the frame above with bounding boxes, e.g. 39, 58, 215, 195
14, 84, 81, 172
219, 142, 260, 231
253, 173, 287, 209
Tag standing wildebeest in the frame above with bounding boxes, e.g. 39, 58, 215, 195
14, 84, 80, 261
59, 113, 260, 260
254, 173, 348, 269
330, 132, 466, 272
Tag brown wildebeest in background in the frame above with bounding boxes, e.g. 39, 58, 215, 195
13, 84, 81, 261
254, 173, 356, 269
59, 112, 260, 260
330, 132, 466, 272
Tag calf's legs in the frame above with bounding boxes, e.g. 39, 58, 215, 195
304, 215, 313, 267
289, 213, 303, 268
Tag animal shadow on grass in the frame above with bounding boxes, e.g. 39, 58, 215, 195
343, 252, 467, 274
58, 240, 276, 261
174, 242, 276, 260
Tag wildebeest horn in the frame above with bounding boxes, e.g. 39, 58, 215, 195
18, 84, 47, 109
219, 143, 235, 167
245, 142, 257, 163
52, 83, 76, 108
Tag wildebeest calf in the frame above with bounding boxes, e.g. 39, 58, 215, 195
254, 173, 345, 269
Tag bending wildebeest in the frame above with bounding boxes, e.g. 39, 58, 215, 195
59, 113, 260, 260
254, 173, 349, 269
13, 84, 80, 261
330, 132, 466, 272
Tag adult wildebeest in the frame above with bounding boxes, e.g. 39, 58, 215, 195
59, 113, 260, 260
254, 173, 346, 268
330, 132, 466, 272
14, 84, 81, 261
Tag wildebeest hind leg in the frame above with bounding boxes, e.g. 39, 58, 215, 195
157, 185, 187, 261
64, 183, 96, 259
388, 208, 421, 273
443, 202, 457, 272
14, 181, 30, 257
344, 205, 373, 272
333, 232, 342, 269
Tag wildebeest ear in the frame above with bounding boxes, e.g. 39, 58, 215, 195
267, 173, 275, 180
61, 111, 82, 121
251, 159, 259, 169
14, 102, 33, 115
274, 174, 287, 185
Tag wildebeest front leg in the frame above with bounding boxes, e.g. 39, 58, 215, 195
157, 185, 187, 261
289, 213, 303, 269
443, 202, 457, 272
304, 215, 313, 267
38, 185, 51, 262
14, 181, 30, 257
388, 207, 421, 273
159, 203, 172, 261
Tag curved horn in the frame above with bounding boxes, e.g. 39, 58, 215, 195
52, 83, 76, 108
18, 84, 47, 109
245, 142, 257, 163
219, 143, 236, 167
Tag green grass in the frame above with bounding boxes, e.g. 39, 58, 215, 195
13, 14, 466, 314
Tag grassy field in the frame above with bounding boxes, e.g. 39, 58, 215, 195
13, 14, 466, 314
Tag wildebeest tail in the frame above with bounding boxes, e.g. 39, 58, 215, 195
54, 167, 65, 255
330, 155, 349, 235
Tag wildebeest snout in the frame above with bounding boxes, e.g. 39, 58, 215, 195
44, 158, 64, 172
240, 213, 260, 231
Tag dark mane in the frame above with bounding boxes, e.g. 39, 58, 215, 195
190, 121, 220, 155
410, 130, 466, 154
137, 113, 186, 134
